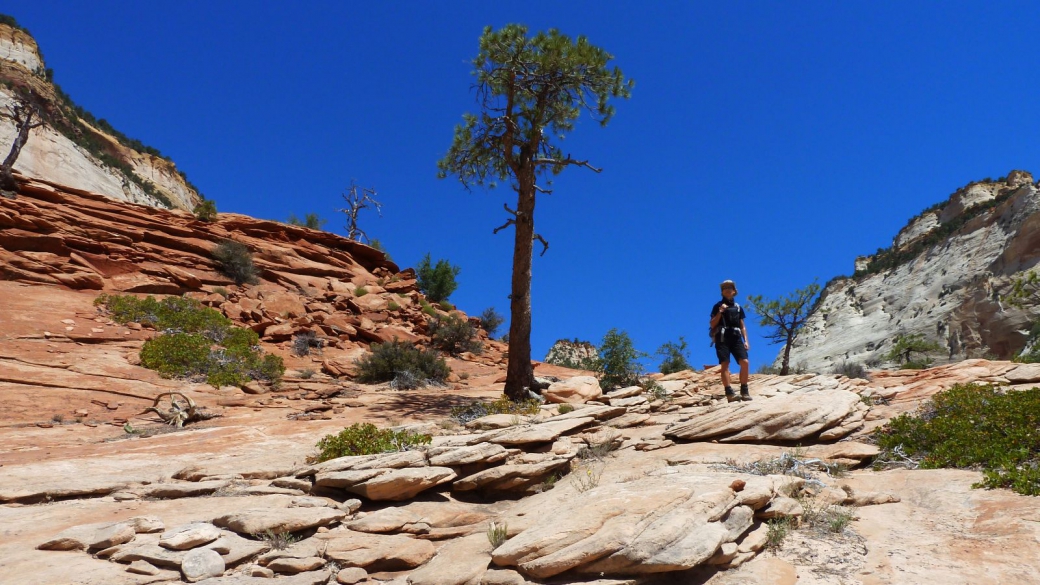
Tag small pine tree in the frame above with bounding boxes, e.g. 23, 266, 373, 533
479, 307, 505, 338
598, 329, 646, 390
194, 198, 218, 222
416, 253, 460, 302
656, 337, 691, 375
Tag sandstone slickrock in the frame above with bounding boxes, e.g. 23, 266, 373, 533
663, 389, 862, 442
159, 522, 223, 550
406, 532, 492, 585
181, 548, 225, 582
544, 376, 602, 404
213, 507, 346, 535
316, 530, 436, 571
193, 570, 331, 585
492, 471, 777, 578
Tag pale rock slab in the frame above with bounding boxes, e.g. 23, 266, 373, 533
316, 530, 435, 571
1006, 363, 1040, 383
544, 376, 602, 404
213, 507, 346, 535
193, 570, 331, 584
182, 548, 225, 582
492, 470, 775, 578
486, 417, 596, 446
453, 458, 571, 493
663, 389, 862, 442
336, 567, 368, 584
160, 522, 222, 550
324, 466, 457, 501
406, 533, 491, 585
427, 442, 511, 466
267, 556, 327, 574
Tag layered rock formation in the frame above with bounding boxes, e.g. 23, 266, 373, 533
0, 20, 200, 210
785, 171, 1040, 372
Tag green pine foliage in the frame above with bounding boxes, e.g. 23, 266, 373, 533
194, 198, 218, 222
212, 240, 259, 285
479, 307, 505, 338
656, 337, 691, 375
95, 294, 283, 387
886, 333, 942, 368
354, 340, 451, 388
314, 423, 432, 462
416, 253, 460, 302
287, 213, 328, 230
597, 328, 646, 390
428, 313, 483, 356
875, 383, 1040, 496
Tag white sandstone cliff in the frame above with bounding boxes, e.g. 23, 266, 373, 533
783, 171, 1040, 371
0, 22, 200, 211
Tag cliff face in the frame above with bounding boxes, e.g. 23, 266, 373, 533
784, 171, 1040, 371
0, 22, 200, 211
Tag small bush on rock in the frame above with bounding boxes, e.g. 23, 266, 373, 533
292, 331, 324, 357
314, 422, 432, 462
194, 198, 218, 222
832, 361, 869, 379
416, 253, 460, 302
97, 293, 283, 387
597, 329, 646, 390
449, 395, 541, 424
479, 307, 505, 338
213, 240, 259, 285
354, 340, 450, 388
656, 337, 691, 375
875, 383, 1040, 495
428, 313, 482, 356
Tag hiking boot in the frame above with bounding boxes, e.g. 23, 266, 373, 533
725, 388, 738, 403
740, 389, 752, 401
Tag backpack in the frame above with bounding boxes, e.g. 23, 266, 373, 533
709, 302, 741, 346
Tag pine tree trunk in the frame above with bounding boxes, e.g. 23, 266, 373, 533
0, 105, 37, 193
503, 180, 536, 401
780, 331, 794, 376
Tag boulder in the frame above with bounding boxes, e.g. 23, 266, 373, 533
160, 522, 223, 550
663, 389, 862, 442
316, 530, 435, 571
544, 376, 602, 404
182, 548, 225, 582
213, 508, 346, 535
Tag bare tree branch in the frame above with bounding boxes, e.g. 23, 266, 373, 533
533, 157, 603, 172
533, 233, 549, 256
338, 181, 382, 243
493, 218, 516, 234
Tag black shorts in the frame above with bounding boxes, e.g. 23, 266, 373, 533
716, 334, 748, 364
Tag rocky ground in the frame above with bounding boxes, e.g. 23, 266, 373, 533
4, 179, 1040, 584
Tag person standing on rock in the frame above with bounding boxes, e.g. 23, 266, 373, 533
710, 280, 751, 402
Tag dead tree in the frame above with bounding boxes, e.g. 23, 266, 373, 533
0, 96, 44, 195
339, 181, 382, 243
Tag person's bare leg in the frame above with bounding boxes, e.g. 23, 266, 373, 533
739, 358, 751, 400
720, 362, 731, 387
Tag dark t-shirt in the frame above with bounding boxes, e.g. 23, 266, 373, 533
711, 300, 746, 340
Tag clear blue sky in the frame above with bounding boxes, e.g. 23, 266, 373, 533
12, 2, 1040, 370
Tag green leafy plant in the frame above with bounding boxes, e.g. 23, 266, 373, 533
765, 517, 794, 550
313, 422, 432, 462
655, 337, 691, 375
354, 286, 368, 297
387, 301, 401, 311
875, 383, 1040, 495
449, 395, 541, 424
746, 280, 821, 375
428, 313, 483, 356
557, 403, 575, 414
354, 340, 450, 389
194, 198, 218, 222
597, 329, 645, 390
258, 530, 299, 551
886, 333, 941, 368
212, 240, 259, 285
416, 253, 460, 302
286, 213, 327, 230
479, 307, 505, 338
97, 294, 283, 387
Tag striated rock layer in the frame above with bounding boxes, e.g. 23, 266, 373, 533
0, 21, 200, 211
785, 171, 1040, 372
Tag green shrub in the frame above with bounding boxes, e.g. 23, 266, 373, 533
479, 307, 505, 338
428, 313, 482, 356
286, 213, 327, 230
597, 329, 646, 390
97, 293, 283, 387
194, 198, 218, 222
875, 383, 1040, 495
832, 361, 869, 379
449, 395, 541, 424
416, 253, 460, 302
765, 517, 794, 550
213, 240, 259, 285
438, 300, 454, 311
656, 337, 691, 375
886, 333, 941, 368
314, 422, 432, 462
354, 340, 450, 389
387, 301, 401, 311
557, 403, 575, 414
355, 287, 368, 297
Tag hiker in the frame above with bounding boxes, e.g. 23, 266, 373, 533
710, 279, 751, 402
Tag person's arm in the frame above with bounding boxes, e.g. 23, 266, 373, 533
710, 306, 723, 328
741, 318, 750, 349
